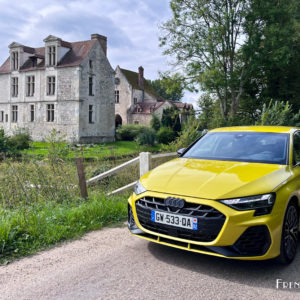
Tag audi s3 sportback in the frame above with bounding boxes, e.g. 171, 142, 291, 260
128, 126, 300, 264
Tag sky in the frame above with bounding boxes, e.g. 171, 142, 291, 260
0, 0, 198, 106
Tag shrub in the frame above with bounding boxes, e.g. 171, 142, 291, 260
157, 127, 176, 144
136, 128, 156, 146
150, 114, 161, 131
116, 124, 148, 141
9, 128, 31, 151
161, 106, 181, 133
257, 100, 300, 126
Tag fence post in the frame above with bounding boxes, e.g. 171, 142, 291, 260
139, 152, 151, 177
75, 157, 88, 198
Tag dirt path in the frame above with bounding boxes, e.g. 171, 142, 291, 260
0, 225, 299, 299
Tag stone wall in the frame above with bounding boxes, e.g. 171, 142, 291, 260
79, 41, 115, 142
0, 39, 115, 143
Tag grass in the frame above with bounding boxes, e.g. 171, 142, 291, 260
0, 193, 128, 264
22, 140, 162, 160
0, 138, 171, 264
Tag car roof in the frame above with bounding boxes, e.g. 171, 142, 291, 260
210, 126, 299, 134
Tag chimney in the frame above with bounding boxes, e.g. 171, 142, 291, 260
91, 33, 107, 56
138, 66, 144, 89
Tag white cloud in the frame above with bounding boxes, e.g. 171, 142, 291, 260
0, 0, 200, 103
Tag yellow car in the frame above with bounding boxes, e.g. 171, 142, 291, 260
128, 126, 300, 264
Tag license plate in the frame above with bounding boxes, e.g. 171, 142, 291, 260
151, 210, 198, 230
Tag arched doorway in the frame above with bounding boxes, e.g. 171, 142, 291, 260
115, 114, 122, 128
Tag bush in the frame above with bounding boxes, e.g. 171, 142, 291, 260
116, 124, 149, 141
157, 127, 176, 144
150, 114, 161, 131
0, 128, 31, 157
257, 100, 300, 126
136, 128, 156, 146
9, 129, 31, 151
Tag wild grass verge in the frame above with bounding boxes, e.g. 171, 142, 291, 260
0, 193, 128, 264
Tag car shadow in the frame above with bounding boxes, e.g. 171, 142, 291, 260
147, 240, 300, 293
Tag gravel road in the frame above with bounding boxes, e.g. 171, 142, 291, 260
0, 224, 299, 300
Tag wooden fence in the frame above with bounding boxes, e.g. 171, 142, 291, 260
76, 152, 177, 197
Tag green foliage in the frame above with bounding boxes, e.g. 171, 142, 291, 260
157, 127, 176, 144
164, 118, 203, 151
0, 128, 31, 157
160, 0, 252, 120
257, 100, 300, 127
148, 73, 185, 101
0, 195, 127, 262
243, 0, 300, 112
9, 128, 31, 151
116, 124, 149, 141
150, 114, 161, 131
46, 129, 70, 163
161, 106, 181, 133
136, 128, 156, 146
160, 0, 300, 122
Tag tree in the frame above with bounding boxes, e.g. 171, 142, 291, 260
148, 73, 184, 101
242, 0, 300, 112
161, 106, 181, 133
160, 0, 254, 121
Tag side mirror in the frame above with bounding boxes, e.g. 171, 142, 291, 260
177, 148, 186, 156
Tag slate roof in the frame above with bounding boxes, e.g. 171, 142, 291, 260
0, 39, 96, 74
120, 68, 159, 99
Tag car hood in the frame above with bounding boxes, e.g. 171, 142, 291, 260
140, 158, 292, 199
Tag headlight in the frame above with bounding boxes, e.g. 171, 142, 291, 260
220, 193, 276, 216
134, 180, 147, 195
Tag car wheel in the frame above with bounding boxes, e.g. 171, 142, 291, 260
278, 201, 299, 264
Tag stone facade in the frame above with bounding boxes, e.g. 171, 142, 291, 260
114, 66, 193, 127
0, 34, 115, 143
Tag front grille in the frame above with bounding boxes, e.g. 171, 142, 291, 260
135, 197, 226, 242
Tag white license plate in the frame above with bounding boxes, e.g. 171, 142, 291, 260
151, 210, 198, 230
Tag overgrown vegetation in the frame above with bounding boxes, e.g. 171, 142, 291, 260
116, 124, 149, 141
0, 128, 31, 157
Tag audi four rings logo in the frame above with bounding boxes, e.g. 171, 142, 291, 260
164, 197, 185, 208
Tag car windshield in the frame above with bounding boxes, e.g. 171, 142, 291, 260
183, 131, 289, 165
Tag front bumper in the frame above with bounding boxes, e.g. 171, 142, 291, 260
128, 191, 283, 260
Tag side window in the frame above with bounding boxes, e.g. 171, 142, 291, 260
293, 132, 300, 165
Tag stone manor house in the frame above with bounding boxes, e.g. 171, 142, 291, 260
114, 66, 193, 127
0, 34, 115, 142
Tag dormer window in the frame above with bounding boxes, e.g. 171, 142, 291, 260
48, 46, 56, 66
12, 51, 18, 70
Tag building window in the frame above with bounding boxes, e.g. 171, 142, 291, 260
12, 105, 18, 123
5, 114, 8, 122
30, 105, 35, 122
115, 90, 119, 103
134, 97, 137, 104
47, 76, 55, 95
48, 46, 56, 66
89, 77, 93, 96
89, 60, 93, 70
89, 105, 94, 123
12, 51, 18, 70
26, 76, 35, 97
46, 104, 55, 122
12, 77, 18, 97
0, 111, 3, 122
134, 121, 139, 125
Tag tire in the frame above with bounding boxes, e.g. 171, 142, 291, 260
278, 201, 299, 264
